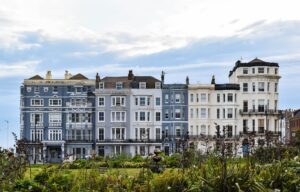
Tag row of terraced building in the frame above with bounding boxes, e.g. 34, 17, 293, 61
20, 58, 281, 163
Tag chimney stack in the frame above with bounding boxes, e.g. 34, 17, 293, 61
46, 71, 52, 79
65, 70, 72, 79
211, 75, 215, 84
128, 70, 134, 80
186, 76, 189, 85
96, 73, 100, 88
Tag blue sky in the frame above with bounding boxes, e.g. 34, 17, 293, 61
0, 0, 300, 148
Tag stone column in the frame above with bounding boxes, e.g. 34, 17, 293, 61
61, 143, 65, 160
43, 144, 47, 163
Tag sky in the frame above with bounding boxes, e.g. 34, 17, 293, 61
0, 0, 300, 149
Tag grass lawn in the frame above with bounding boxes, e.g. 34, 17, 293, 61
24, 165, 142, 180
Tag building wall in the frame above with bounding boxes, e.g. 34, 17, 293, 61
21, 74, 95, 163
20, 59, 282, 162
188, 84, 239, 153
289, 110, 300, 144
230, 65, 281, 147
130, 88, 162, 156
161, 84, 188, 155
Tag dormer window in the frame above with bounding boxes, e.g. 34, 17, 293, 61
155, 82, 161, 89
243, 68, 248, 74
139, 82, 146, 89
99, 82, 104, 89
116, 82, 123, 90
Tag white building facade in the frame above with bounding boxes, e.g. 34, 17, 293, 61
188, 58, 281, 155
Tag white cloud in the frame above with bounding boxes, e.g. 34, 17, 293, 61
0, 60, 41, 78
1, 0, 300, 56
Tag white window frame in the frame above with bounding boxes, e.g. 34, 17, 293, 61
190, 94, 194, 102
30, 129, 43, 141
139, 97, 146, 106
155, 97, 160, 106
243, 83, 248, 92
98, 128, 105, 141
200, 108, 206, 118
53, 86, 58, 93
48, 129, 62, 141
34, 86, 39, 93
200, 93, 206, 102
31, 113, 43, 123
49, 113, 62, 123
31, 99, 44, 106
98, 97, 105, 106
111, 96, 126, 107
98, 111, 105, 122
99, 82, 105, 89
49, 99, 62, 106
139, 82, 146, 89
258, 82, 265, 92
175, 94, 180, 103
111, 111, 126, 122
116, 82, 123, 90
227, 108, 233, 119
258, 67, 264, 74
175, 109, 181, 119
112, 127, 126, 140
165, 94, 169, 103
227, 93, 233, 102
155, 82, 161, 89
139, 111, 146, 121
176, 126, 181, 137
155, 112, 161, 121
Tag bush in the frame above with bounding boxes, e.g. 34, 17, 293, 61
151, 170, 189, 192
13, 179, 42, 192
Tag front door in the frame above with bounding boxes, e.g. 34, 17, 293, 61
164, 146, 170, 156
47, 147, 62, 163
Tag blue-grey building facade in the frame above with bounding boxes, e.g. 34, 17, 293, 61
161, 72, 189, 155
20, 71, 95, 163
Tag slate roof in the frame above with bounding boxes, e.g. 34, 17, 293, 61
69, 73, 89, 80
229, 58, 279, 77
100, 75, 160, 89
28, 75, 44, 80
101, 76, 132, 89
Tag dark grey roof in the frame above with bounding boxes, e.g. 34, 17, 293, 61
101, 76, 132, 88
28, 75, 44, 80
69, 73, 89, 80
229, 58, 279, 77
132, 76, 160, 89
294, 109, 300, 117
215, 84, 240, 90
162, 83, 187, 89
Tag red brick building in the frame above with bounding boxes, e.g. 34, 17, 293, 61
289, 109, 300, 145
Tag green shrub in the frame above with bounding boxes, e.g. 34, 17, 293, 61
151, 170, 189, 192
13, 179, 42, 192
